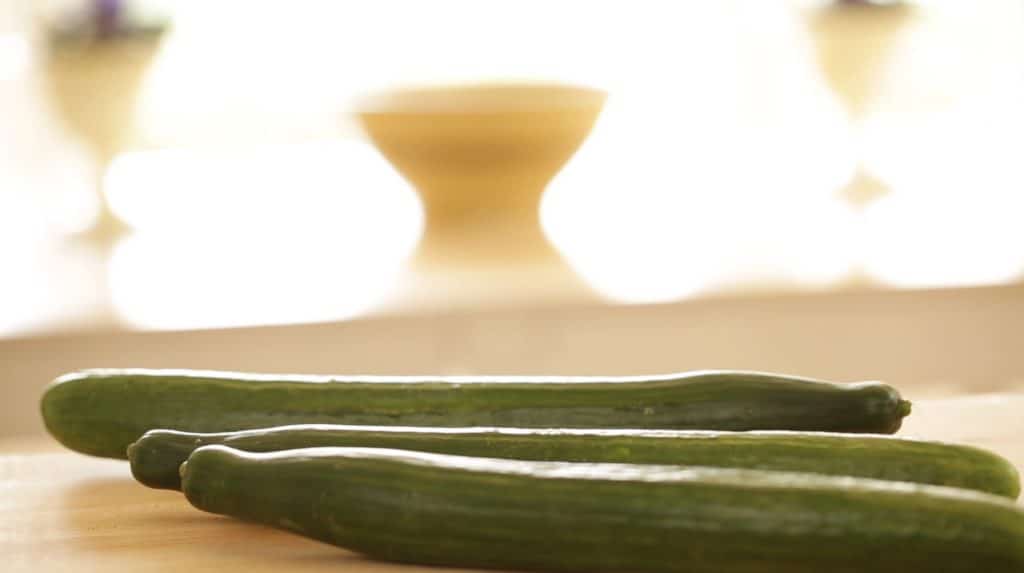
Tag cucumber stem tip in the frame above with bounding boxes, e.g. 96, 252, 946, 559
899, 399, 913, 417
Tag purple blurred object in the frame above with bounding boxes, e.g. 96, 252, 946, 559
94, 0, 122, 38
45, 0, 167, 44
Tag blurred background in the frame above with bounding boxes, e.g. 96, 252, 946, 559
2, 0, 1024, 441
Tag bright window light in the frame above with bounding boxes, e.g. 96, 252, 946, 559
0, 34, 30, 80
862, 192, 1024, 289
104, 139, 423, 330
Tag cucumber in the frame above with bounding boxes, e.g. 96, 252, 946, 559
42, 369, 912, 459
128, 424, 1020, 498
181, 446, 1024, 573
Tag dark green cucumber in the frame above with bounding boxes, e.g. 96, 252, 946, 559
128, 424, 1020, 498
181, 446, 1024, 573
43, 368, 912, 459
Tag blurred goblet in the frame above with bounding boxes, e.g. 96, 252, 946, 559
807, 0, 917, 209
39, 1, 165, 242
809, 0, 916, 118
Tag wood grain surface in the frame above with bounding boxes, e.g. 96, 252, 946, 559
4, 392, 1023, 572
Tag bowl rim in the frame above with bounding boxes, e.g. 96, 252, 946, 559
353, 81, 607, 115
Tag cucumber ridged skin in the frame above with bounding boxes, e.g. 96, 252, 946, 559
128, 425, 1020, 498
42, 369, 912, 460
181, 446, 1024, 573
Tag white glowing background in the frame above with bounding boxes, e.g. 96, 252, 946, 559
103, 140, 422, 329
1, 0, 1023, 334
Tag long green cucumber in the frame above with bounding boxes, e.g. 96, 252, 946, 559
42, 369, 912, 459
128, 424, 1020, 497
181, 446, 1024, 573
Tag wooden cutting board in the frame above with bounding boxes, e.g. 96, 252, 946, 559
4, 393, 1023, 573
